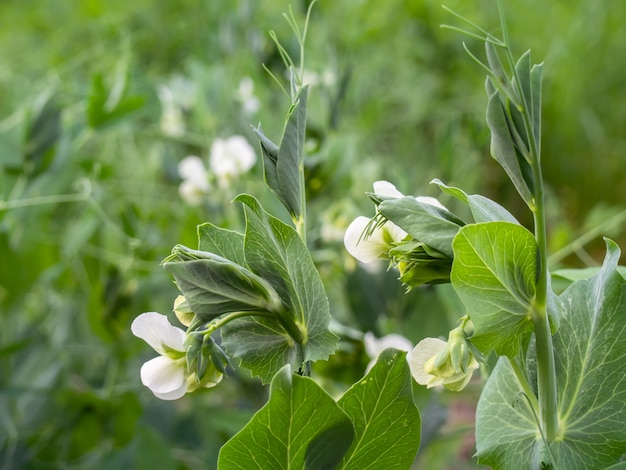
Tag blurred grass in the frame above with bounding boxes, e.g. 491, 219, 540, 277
1, 0, 624, 468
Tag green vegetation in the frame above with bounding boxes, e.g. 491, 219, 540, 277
1, 1, 624, 468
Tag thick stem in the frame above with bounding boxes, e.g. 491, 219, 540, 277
531, 185, 559, 442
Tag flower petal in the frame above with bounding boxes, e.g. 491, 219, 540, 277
373, 180, 405, 198
178, 156, 209, 190
344, 216, 388, 263
131, 312, 186, 355
364, 332, 413, 359
408, 337, 447, 386
416, 196, 446, 211
140, 356, 187, 400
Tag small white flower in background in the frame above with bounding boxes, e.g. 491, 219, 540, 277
363, 331, 413, 372
178, 156, 210, 206
210, 135, 256, 188
235, 77, 260, 116
131, 312, 222, 400
158, 93, 185, 137
166, 74, 197, 110
157, 75, 196, 137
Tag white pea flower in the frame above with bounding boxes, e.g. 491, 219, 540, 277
344, 181, 447, 265
235, 77, 260, 116
209, 136, 256, 188
373, 180, 446, 210
178, 156, 210, 206
131, 312, 189, 400
344, 216, 407, 263
131, 312, 222, 400
408, 334, 479, 392
363, 332, 413, 372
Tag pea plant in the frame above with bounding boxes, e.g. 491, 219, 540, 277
131, 4, 626, 469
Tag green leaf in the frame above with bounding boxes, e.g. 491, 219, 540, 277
485, 80, 533, 205
162, 245, 283, 321
530, 63, 543, 146
277, 86, 308, 218
431, 178, 519, 224
220, 195, 337, 382
218, 365, 355, 470
378, 196, 464, 258
475, 240, 626, 469
87, 71, 144, 129
253, 86, 308, 219
197, 222, 246, 266
337, 349, 421, 469
23, 96, 61, 175
451, 222, 537, 356
550, 239, 626, 468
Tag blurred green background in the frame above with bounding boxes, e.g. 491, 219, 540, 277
1, 1, 624, 468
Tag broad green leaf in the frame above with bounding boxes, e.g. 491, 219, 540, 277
485, 79, 533, 205
378, 196, 464, 258
218, 365, 354, 470
337, 349, 421, 469
221, 194, 337, 381
431, 178, 519, 224
451, 222, 537, 356
220, 316, 304, 383
475, 240, 626, 469
550, 239, 626, 468
197, 222, 246, 266
162, 246, 283, 321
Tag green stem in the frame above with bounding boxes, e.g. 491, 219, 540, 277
496, 0, 558, 443
508, 356, 540, 417
202, 310, 271, 335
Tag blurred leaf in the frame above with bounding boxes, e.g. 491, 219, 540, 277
23, 96, 61, 174
87, 71, 144, 129
337, 349, 421, 469
432, 178, 519, 224
476, 240, 626, 469
378, 196, 465, 258
451, 221, 537, 356
218, 365, 355, 470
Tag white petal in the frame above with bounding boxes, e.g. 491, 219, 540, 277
416, 196, 446, 211
178, 156, 209, 189
209, 136, 256, 178
408, 338, 447, 386
131, 312, 185, 355
179, 180, 207, 206
373, 180, 404, 198
344, 216, 388, 263
364, 332, 413, 359
140, 356, 187, 400
384, 222, 407, 243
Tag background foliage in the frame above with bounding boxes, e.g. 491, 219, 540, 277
0, 0, 624, 468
